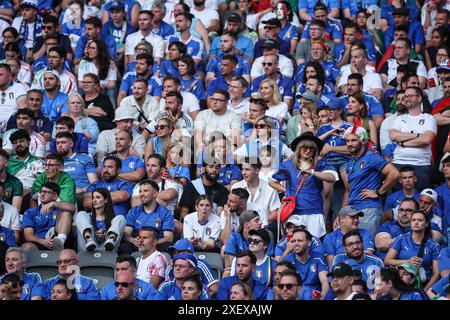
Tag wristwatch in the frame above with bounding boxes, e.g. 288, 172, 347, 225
376, 188, 383, 197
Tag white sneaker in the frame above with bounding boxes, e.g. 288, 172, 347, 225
52, 237, 64, 251
104, 237, 116, 251
85, 237, 97, 251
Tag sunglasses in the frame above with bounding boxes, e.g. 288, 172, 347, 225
264, 26, 277, 30
278, 283, 297, 290
114, 281, 134, 288
56, 258, 77, 265
247, 238, 264, 245
155, 124, 169, 130
254, 124, 269, 129
262, 62, 273, 66
301, 146, 317, 152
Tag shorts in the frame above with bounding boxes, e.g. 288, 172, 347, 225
324, 157, 348, 173
291, 214, 326, 238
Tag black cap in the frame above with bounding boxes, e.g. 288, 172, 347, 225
227, 12, 242, 23
262, 18, 281, 28
392, 7, 410, 16
327, 263, 354, 278
249, 229, 271, 245
262, 38, 279, 49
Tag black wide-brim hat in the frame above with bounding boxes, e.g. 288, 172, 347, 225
290, 131, 324, 152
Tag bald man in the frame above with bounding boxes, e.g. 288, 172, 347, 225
115, 271, 138, 300
39, 249, 99, 300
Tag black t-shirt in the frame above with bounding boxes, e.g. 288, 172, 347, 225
179, 180, 229, 214
84, 94, 116, 131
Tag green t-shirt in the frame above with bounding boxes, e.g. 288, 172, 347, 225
3, 173, 23, 205
286, 114, 301, 146
32, 172, 76, 204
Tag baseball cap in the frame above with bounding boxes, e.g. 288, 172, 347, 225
172, 254, 197, 269
109, 1, 125, 11
284, 215, 306, 228
420, 188, 437, 204
440, 152, 450, 172
397, 263, 427, 282
392, 7, 410, 16
328, 98, 343, 110
20, 0, 38, 9
262, 18, 281, 28
237, 210, 260, 232
168, 239, 194, 253
437, 59, 450, 73
327, 263, 354, 278
249, 229, 271, 245
262, 38, 279, 50
296, 90, 318, 103
44, 69, 60, 80
227, 12, 242, 23
337, 206, 364, 218
113, 107, 135, 122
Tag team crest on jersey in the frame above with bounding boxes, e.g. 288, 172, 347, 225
226, 171, 232, 179
0, 233, 5, 241
255, 271, 262, 278
310, 264, 317, 273
9, 92, 14, 99
279, 87, 284, 95
205, 228, 212, 236
419, 119, 425, 125
74, 284, 83, 293
4, 188, 12, 199
137, 287, 143, 293
155, 219, 161, 229
129, 162, 135, 169
52, 213, 58, 221
57, 105, 62, 113
107, 186, 112, 191
360, 161, 365, 169
23, 287, 30, 294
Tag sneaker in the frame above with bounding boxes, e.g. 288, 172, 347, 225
52, 236, 64, 251
104, 236, 116, 251
85, 237, 97, 251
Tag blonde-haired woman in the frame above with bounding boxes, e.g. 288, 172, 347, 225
258, 78, 289, 127
144, 118, 174, 160
269, 132, 338, 238
299, 103, 319, 135
67, 93, 99, 156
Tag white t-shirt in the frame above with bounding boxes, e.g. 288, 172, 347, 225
77, 60, 117, 87
191, 8, 219, 30
219, 211, 239, 233
338, 65, 383, 94
183, 211, 222, 242
379, 113, 399, 151
2, 130, 46, 159
0, 201, 20, 231
194, 109, 241, 143
136, 250, 169, 284
251, 54, 294, 79
392, 113, 437, 166
266, 102, 289, 121
380, 59, 428, 86
0, 82, 27, 133
125, 30, 165, 59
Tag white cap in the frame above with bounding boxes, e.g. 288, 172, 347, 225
20, 0, 38, 9
113, 107, 135, 122
284, 215, 306, 228
420, 188, 437, 204
440, 152, 450, 172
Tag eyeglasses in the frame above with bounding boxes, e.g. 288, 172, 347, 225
278, 283, 297, 290
254, 123, 269, 129
155, 124, 169, 130
56, 258, 77, 265
404, 94, 419, 99
247, 238, 264, 245
210, 97, 227, 103
40, 189, 56, 195
262, 62, 274, 66
114, 281, 134, 288
301, 146, 317, 152
1, 92, 5, 104
173, 263, 189, 269
398, 208, 414, 214
345, 241, 362, 248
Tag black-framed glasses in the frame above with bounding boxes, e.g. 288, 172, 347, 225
345, 241, 362, 248
247, 238, 264, 245
155, 124, 169, 130
262, 62, 273, 66
114, 281, 134, 288
40, 189, 57, 195
278, 283, 297, 290
210, 97, 227, 103
254, 124, 269, 129
56, 258, 77, 265
398, 208, 414, 214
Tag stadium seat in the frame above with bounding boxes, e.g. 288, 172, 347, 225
194, 252, 223, 280
25, 251, 60, 280
78, 251, 117, 290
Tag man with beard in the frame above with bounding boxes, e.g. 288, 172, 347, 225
117, 78, 160, 132
332, 230, 384, 283
328, 263, 357, 300
6, 90, 53, 142
117, 53, 163, 106
100, 129, 145, 184
217, 251, 268, 300
135, 226, 169, 288
83, 156, 133, 217
179, 161, 229, 217
344, 125, 400, 236
39, 249, 99, 300
41, 70, 69, 122
22, 182, 75, 252
2, 109, 45, 159
282, 229, 329, 300
122, 180, 174, 254
55, 132, 97, 208
114, 271, 138, 300
220, 188, 250, 245
323, 206, 376, 267
0, 64, 27, 133
0, 273, 24, 300
273, 269, 303, 300
49, 117, 89, 155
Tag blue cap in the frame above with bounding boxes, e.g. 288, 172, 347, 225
168, 239, 194, 253
172, 254, 197, 269
109, 1, 125, 10
328, 98, 343, 110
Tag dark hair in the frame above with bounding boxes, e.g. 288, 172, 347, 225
0, 149, 9, 160
236, 250, 257, 265
166, 91, 183, 104
4, 42, 20, 55
45, 154, 64, 165
230, 188, 250, 201
55, 131, 75, 142
147, 153, 166, 168
140, 226, 160, 240
183, 273, 203, 292
175, 2, 191, 15
412, 210, 432, 239
280, 269, 302, 286
9, 128, 31, 143
178, 55, 197, 76
307, 74, 324, 88
87, 38, 113, 80
44, 33, 60, 43
16, 108, 35, 119
292, 228, 312, 241
43, 14, 59, 25
222, 30, 238, 40
348, 73, 364, 86
27, 89, 43, 98
377, 267, 415, 293
314, 1, 328, 13
140, 179, 160, 192
116, 254, 137, 268
310, 19, 326, 29
352, 279, 368, 292
221, 54, 238, 66
2, 27, 18, 38
56, 116, 75, 130
91, 188, 115, 230
437, 8, 450, 16
175, 12, 191, 23
352, 293, 372, 300
85, 17, 102, 28
399, 166, 415, 174
103, 155, 122, 170
195, 194, 213, 206
396, 37, 412, 50
53, 279, 78, 300
242, 157, 262, 169
302, 61, 326, 85
0, 272, 22, 285
168, 41, 187, 56
213, 89, 230, 101
399, 198, 419, 210
163, 75, 180, 86
249, 97, 268, 111
136, 52, 154, 66
41, 182, 61, 195
231, 75, 249, 89
275, 260, 296, 272
48, 45, 65, 58
405, 86, 423, 100
342, 230, 363, 246
348, 91, 368, 118
432, 26, 449, 44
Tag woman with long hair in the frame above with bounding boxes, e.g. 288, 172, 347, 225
77, 38, 117, 105
82, 73, 115, 131
269, 132, 338, 238
299, 103, 319, 135
51, 279, 78, 300
163, 142, 191, 186
230, 282, 253, 300
178, 55, 205, 101
258, 79, 289, 127
145, 118, 174, 159
74, 188, 126, 251
61, 0, 85, 50
372, 267, 424, 300
67, 93, 99, 156
346, 92, 378, 147
425, 26, 449, 70
384, 210, 440, 292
